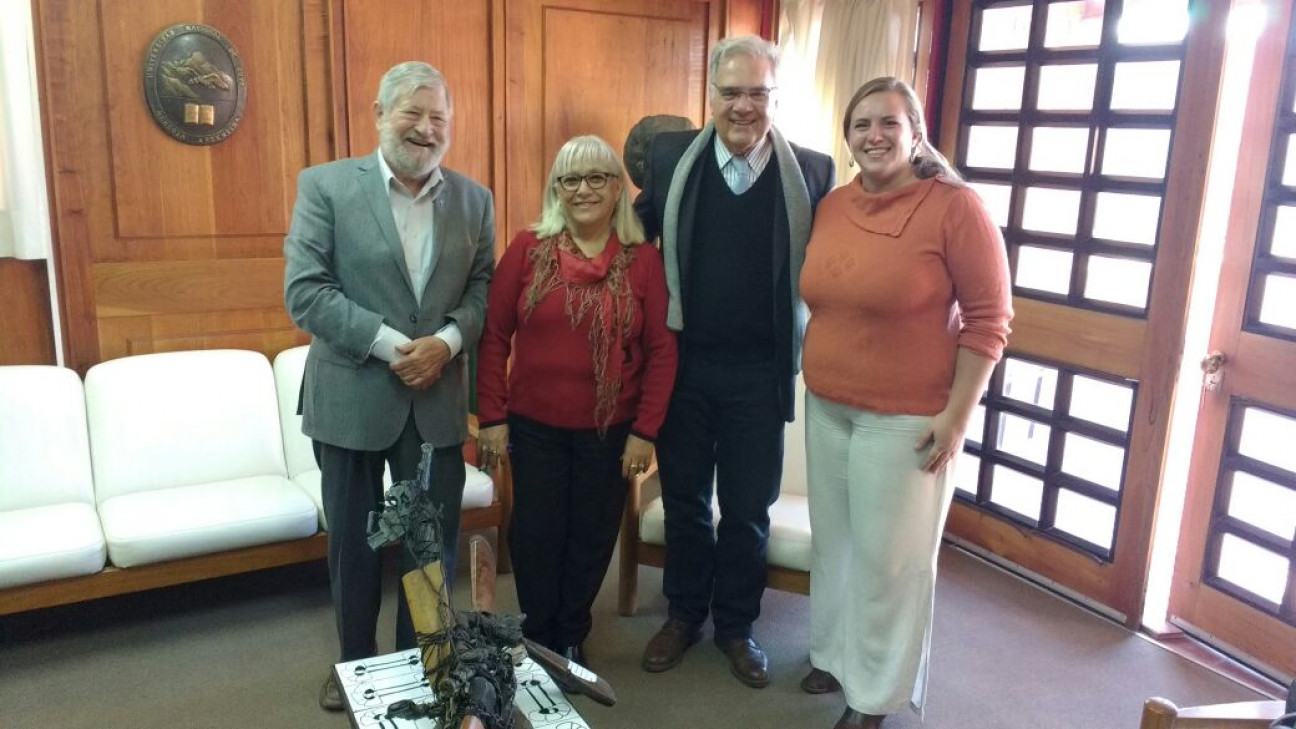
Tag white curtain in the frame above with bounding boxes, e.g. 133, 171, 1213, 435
779, 0, 920, 187
0, 0, 54, 260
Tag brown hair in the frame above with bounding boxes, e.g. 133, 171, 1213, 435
841, 77, 961, 182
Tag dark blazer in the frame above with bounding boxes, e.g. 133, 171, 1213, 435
634, 125, 834, 420
284, 153, 495, 451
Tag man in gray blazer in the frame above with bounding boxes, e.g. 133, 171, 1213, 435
283, 61, 494, 711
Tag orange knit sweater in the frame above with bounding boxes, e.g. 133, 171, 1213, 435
800, 176, 1013, 415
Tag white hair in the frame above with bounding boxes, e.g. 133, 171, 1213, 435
709, 35, 781, 82
376, 61, 452, 113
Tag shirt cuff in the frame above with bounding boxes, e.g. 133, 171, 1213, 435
435, 322, 463, 357
370, 324, 412, 363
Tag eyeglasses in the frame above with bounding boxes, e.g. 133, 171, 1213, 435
556, 172, 616, 191
712, 85, 777, 106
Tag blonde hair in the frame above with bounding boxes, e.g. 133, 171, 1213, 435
532, 135, 646, 244
842, 76, 961, 182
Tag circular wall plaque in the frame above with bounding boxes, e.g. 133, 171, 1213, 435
143, 24, 246, 145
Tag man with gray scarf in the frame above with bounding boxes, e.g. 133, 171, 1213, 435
633, 35, 833, 688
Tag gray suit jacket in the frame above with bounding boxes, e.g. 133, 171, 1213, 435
284, 153, 495, 451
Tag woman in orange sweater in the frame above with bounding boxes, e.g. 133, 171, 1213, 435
798, 78, 1012, 729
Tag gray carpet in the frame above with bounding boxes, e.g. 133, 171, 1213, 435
0, 540, 1263, 729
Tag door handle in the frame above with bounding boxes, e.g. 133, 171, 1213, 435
1200, 350, 1227, 391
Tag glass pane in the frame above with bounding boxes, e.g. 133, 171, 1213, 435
968, 182, 1012, 228
1111, 61, 1181, 111
995, 413, 1051, 465
1022, 187, 1082, 236
1258, 274, 1296, 330
1118, 0, 1190, 46
1239, 406, 1296, 476
966, 125, 1020, 169
973, 66, 1027, 110
954, 452, 981, 495
1102, 128, 1172, 179
1092, 192, 1162, 245
1228, 471, 1296, 541
1054, 489, 1116, 549
990, 465, 1043, 520
1271, 206, 1296, 259
1030, 127, 1090, 174
1016, 245, 1073, 294
1068, 376, 1133, 432
980, 4, 1033, 52
1084, 255, 1152, 308
1044, 1, 1104, 48
1061, 433, 1125, 491
1002, 358, 1058, 409
1216, 534, 1289, 605
1037, 64, 1098, 111
967, 404, 986, 446
1284, 136, 1296, 187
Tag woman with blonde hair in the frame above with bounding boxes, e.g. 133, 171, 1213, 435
799, 77, 1012, 728
476, 135, 677, 678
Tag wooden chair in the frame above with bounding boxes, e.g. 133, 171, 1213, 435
1138, 696, 1288, 729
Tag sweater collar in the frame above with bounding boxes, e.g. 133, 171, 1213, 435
844, 175, 937, 237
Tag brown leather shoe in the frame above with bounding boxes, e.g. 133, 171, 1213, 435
716, 637, 769, 688
833, 708, 884, 729
641, 618, 702, 672
319, 671, 343, 712
800, 667, 841, 694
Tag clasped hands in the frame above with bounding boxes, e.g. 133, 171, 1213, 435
390, 336, 451, 391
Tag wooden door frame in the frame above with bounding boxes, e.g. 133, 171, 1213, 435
1168, 0, 1296, 678
936, 0, 1231, 626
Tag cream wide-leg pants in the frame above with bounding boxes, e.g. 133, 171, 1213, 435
805, 391, 956, 717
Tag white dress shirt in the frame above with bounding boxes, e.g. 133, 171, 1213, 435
369, 150, 462, 362
713, 133, 773, 194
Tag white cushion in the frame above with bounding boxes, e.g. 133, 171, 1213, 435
98, 475, 318, 568
638, 478, 814, 572
292, 470, 326, 529
0, 503, 106, 588
0, 366, 96, 511
85, 350, 288, 502
272, 345, 316, 479
462, 465, 494, 510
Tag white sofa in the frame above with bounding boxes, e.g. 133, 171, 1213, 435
619, 377, 813, 614
0, 366, 106, 589
0, 346, 507, 615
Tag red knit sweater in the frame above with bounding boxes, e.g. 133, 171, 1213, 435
476, 230, 678, 439
800, 176, 1013, 415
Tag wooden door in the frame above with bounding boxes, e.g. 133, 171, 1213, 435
936, 0, 1229, 623
503, 0, 721, 240
1168, 0, 1296, 677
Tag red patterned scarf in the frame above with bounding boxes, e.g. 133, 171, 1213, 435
523, 231, 636, 433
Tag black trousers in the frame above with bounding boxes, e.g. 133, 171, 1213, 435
314, 414, 465, 662
508, 414, 631, 649
658, 356, 784, 641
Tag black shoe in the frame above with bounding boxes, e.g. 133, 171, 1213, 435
561, 643, 588, 669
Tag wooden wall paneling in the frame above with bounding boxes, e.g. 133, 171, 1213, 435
36, 0, 112, 371
37, 0, 329, 371
99, 1, 305, 246
725, 0, 776, 38
339, 0, 493, 190
505, 0, 720, 240
0, 260, 57, 365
